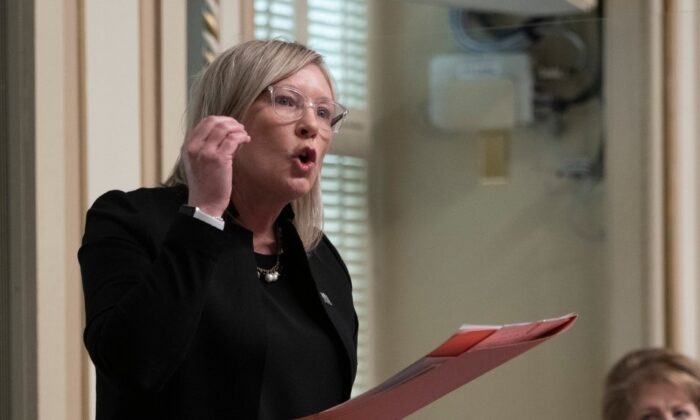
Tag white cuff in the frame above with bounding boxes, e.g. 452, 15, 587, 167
192, 207, 225, 231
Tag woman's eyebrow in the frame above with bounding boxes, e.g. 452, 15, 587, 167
278, 84, 333, 101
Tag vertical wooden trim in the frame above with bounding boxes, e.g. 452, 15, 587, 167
78, 0, 87, 219
160, 0, 187, 181
220, 0, 242, 47
664, 0, 700, 354
2, 1, 38, 418
35, 0, 81, 415
294, 0, 308, 42
4, 0, 38, 418
1, 1, 11, 418
664, 0, 675, 351
140, 0, 162, 187
648, 0, 666, 348
76, 0, 91, 417
187, 0, 205, 86
64, 0, 87, 418
84, 1, 142, 201
240, 0, 255, 41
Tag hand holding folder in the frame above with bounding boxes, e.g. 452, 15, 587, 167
301, 313, 577, 419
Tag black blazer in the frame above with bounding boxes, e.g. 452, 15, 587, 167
79, 186, 358, 419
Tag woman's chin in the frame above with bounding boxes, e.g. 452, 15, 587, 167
283, 179, 314, 200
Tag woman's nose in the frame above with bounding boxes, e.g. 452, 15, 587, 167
296, 106, 319, 138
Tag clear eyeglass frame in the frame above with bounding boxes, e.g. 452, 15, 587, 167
266, 85, 349, 134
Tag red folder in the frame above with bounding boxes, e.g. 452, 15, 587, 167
301, 313, 577, 419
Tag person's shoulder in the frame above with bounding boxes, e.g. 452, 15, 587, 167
84, 185, 189, 244
313, 233, 351, 277
318, 233, 340, 257
86, 185, 188, 233
90, 184, 187, 213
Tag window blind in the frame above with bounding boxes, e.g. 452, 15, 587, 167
320, 154, 372, 396
307, 0, 367, 109
253, 0, 367, 110
254, 0, 296, 41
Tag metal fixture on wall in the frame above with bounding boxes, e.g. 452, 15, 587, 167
445, 3, 605, 183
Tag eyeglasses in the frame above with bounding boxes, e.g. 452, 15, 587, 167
266, 85, 349, 134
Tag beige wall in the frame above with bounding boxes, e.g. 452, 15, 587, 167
34, 0, 84, 418
84, 0, 142, 202
604, 0, 662, 360
369, 3, 637, 419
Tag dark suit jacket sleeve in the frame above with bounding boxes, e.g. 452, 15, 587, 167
79, 189, 235, 394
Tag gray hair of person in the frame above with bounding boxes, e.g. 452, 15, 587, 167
603, 348, 700, 420
164, 39, 335, 251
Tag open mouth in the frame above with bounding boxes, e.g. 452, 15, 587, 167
296, 148, 317, 165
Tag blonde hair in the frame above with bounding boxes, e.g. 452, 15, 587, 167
603, 348, 700, 420
164, 39, 334, 250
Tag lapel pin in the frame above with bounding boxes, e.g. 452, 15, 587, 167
320, 292, 333, 306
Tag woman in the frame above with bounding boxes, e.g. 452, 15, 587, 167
79, 40, 357, 419
603, 348, 700, 420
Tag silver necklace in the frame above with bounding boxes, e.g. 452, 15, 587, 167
257, 227, 283, 283
256, 252, 282, 283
